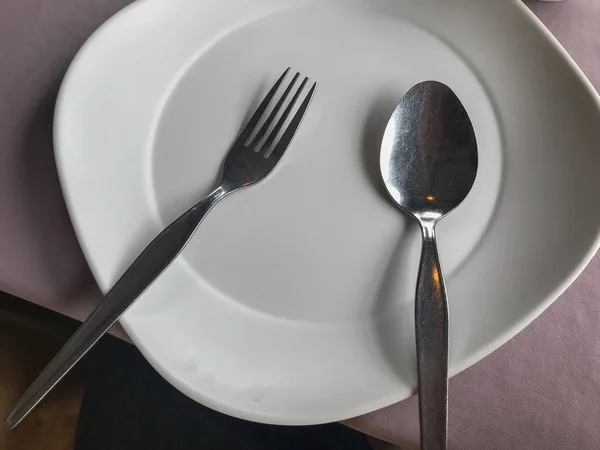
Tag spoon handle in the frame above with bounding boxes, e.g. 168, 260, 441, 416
415, 221, 449, 450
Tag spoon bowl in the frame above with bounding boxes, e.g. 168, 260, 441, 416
381, 81, 478, 221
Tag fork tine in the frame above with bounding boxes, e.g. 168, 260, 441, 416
249, 72, 300, 147
262, 77, 308, 152
235, 68, 290, 146
267, 82, 317, 160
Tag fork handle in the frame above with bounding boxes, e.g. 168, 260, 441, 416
6, 186, 228, 429
415, 221, 449, 450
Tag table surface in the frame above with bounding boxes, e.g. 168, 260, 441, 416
1, 0, 599, 448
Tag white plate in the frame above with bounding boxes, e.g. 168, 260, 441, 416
55, 0, 600, 424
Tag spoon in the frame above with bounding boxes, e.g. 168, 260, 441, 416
380, 81, 478, 450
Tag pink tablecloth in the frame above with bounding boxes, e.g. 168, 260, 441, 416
1, 1, 599, 448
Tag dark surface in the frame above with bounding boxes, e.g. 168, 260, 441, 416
75, 337, 371, 450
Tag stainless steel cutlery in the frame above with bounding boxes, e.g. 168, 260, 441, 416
6, 69, 317, 428
8, 71, 479, 450
380, 81, 478, 450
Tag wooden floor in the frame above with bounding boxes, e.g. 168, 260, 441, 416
0, 293, 89, 450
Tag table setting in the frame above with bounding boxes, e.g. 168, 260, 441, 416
1, 0, 600, 449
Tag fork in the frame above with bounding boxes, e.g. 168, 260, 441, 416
6, 68, 317, 428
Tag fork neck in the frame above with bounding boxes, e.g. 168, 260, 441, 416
205, 184, 231, 207
186, 184, 231, 227
219, 175, 245, 194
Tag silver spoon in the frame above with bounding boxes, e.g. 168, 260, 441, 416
380, 81, 478, 450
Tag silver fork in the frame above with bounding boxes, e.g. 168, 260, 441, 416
6, 68, 317, 428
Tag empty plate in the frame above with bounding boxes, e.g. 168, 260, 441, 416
55, 0, 600, 424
